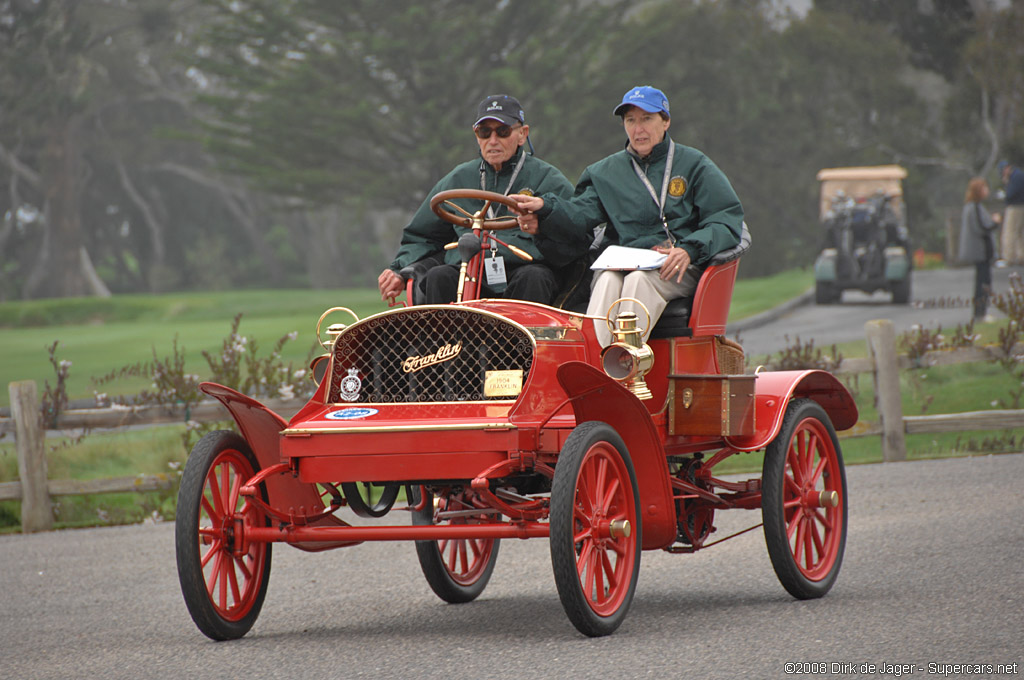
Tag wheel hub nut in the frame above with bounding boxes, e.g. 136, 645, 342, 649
608, 519, 632, 539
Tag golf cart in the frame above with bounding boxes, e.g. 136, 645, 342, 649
813, 165, 912, 304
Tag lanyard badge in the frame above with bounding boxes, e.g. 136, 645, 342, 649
485, 242, 507, 289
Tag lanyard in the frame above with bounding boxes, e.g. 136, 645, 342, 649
480, 151, 527, 219
631, 142, 676, 246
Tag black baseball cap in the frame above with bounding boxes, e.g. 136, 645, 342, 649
474, 94, 525, 127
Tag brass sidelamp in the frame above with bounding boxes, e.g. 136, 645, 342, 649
600, 300, 655, 400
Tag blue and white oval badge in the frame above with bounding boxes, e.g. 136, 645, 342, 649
325, 407, 378, 420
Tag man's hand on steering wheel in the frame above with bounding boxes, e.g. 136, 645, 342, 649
510, 194, 544, 236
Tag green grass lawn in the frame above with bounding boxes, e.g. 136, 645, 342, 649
730, 267, 812, 321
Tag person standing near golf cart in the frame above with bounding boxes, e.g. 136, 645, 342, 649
512, 85, 744, 345
960, 177, 1001, 322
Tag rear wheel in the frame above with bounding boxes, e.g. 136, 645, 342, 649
762, 399, 847, 599
890, 276, 911, 304
412, 487, 500, 603
550, 421, 641, 637
176, 430, 271, 640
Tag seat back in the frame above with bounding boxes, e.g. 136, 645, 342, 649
686, 258, 741, 336
649, 222, 750, 338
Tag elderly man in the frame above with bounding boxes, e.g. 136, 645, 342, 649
513, 85, 744, 345
378, 95, 577, 304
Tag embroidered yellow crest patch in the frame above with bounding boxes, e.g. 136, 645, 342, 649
668, 176, 687, 197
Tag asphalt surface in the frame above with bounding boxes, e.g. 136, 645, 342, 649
730, 265, 1023, 358
2, 453, 1021, 680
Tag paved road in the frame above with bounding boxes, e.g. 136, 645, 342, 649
733, 265, 1023, 358
2, 453, 1021, 680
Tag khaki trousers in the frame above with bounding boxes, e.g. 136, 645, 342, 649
1001, 205, 1024, 265
587, 267, 700, 347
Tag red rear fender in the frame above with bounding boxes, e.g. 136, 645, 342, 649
726, 370, 859, 452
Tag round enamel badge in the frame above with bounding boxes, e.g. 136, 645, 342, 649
325, 407, 378, 420
339, 367, 362, 402
669, 176, 687, 197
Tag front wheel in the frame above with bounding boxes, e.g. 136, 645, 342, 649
412, 487, 500, 603
550, 421, 641, 637
762, 399, 847, 600
815, 281, 838, 305
175, 430, 272, 641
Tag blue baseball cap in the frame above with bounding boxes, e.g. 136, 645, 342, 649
998, 160, 1009, 173
613, 86, 670, 118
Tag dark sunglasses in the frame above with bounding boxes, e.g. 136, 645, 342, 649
474, 124, 519, 139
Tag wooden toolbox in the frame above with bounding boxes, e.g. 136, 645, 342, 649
668, 374, 756, 437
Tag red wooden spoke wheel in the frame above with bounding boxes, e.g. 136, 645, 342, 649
176, 431, 271, 640
412, 487, 500, 603
551, 421, 641, 637
762, 399, 847, 599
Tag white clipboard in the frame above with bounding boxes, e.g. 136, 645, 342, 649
590, 245, 667, 271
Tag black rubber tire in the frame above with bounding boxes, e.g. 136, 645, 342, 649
411, 487, 500, 603
762, 399, 847, 600
175, 430, 272, 641
550, 421, 641, 637
815, 281, 838, 305
342, 481, 400, 518
890, 276, 911, 304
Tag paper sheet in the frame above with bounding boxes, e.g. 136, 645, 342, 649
590, 245, 667, 271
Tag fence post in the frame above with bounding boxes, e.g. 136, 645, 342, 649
9, 381, 52, 532
865, 320, 906, 462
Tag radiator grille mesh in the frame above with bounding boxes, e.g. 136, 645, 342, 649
327, 307, 534, 403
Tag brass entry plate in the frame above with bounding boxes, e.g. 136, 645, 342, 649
485, 370, 523, 398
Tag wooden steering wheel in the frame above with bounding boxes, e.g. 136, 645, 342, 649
430, 189, 521, 231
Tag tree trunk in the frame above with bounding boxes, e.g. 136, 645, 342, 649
24, 116, 93, 299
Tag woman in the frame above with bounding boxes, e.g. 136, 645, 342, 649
512, 85, 743, 346
959, 177, 1001, 322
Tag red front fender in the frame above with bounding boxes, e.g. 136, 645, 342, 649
555, 362, 677, 550
725, 370, 859, 452
199, 382, 332, 521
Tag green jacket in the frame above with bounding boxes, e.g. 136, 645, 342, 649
536, 136, 744, 266
389, 147, 576, 271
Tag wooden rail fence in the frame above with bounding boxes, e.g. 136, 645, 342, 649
2, 319, 1022, 532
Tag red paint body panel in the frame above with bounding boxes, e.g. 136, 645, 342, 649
690, 260, 739, 336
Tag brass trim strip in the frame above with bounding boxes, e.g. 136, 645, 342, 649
324, 399, 517, 407
283, 422, 517, 436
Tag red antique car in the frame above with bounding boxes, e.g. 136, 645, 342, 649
175, 190, 858, 639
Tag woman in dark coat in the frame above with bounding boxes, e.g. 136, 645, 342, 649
959, 177, 1001, 321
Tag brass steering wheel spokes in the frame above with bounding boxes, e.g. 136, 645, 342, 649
430, 189, 520, 231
